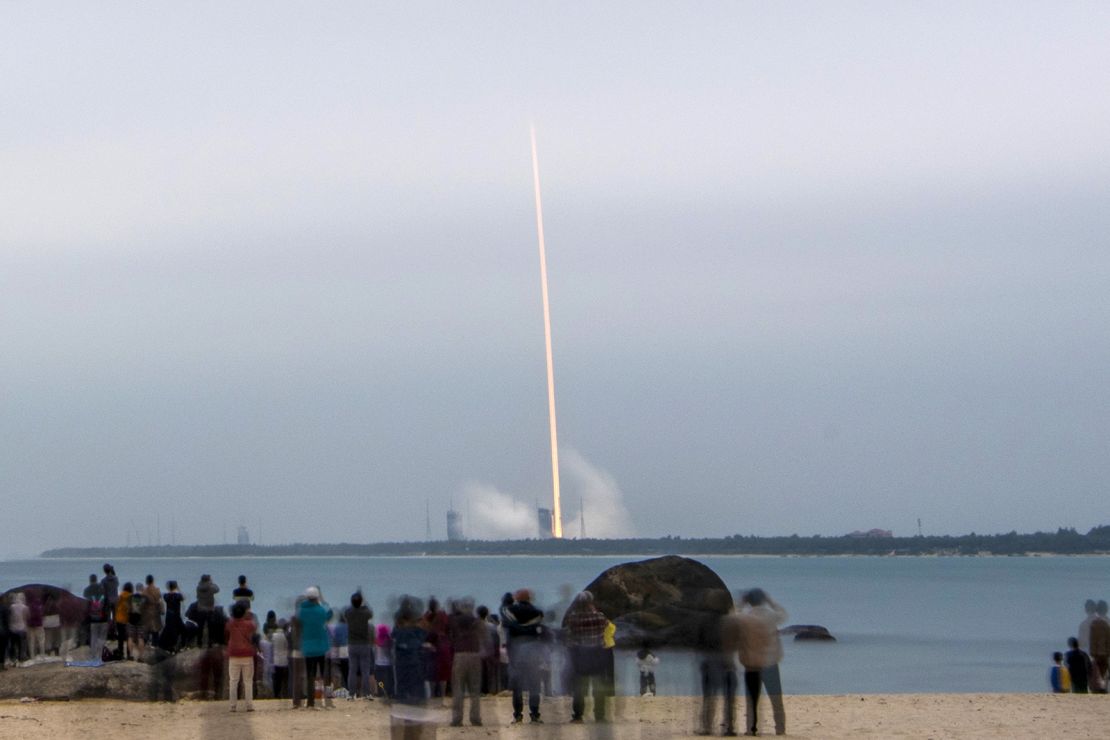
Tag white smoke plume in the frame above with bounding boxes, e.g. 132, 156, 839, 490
560, 448, 634, 539
461, 449, 634, 540
462, 482, 539, 540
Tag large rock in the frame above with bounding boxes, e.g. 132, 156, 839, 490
583, 555, 733, 648
0, 647, 251, 702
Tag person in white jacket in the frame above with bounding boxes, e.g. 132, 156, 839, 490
734, 588, 787, 737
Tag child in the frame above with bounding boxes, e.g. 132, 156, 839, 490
1049, 651, 1071, 693
636, 643, 659, 697
1065, 637, 1092, 693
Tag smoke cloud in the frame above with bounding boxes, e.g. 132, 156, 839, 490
461, 449, 634, 540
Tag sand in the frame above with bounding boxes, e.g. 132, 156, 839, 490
1, 693, 1109, 739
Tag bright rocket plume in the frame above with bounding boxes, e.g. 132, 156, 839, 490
530, 124, 563, 538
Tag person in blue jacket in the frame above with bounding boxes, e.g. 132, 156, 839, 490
298, 586, 333, 708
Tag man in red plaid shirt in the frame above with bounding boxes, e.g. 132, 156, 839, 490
561, 591, 612, 723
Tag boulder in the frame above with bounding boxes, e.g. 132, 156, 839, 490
780, 624, 836, 642
582, 555, 733, 648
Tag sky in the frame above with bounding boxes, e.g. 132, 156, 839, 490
2, 2, 1108, 556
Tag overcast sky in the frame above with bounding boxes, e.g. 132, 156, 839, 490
2, 2, 1108, 556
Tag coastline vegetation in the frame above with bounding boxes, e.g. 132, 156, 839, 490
39, 525, 1110, 558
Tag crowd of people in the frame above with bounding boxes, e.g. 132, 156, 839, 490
1, 566, 801, 735
1049, 599, 1110, 694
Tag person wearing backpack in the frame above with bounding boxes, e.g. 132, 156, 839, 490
83, 574, 109, 662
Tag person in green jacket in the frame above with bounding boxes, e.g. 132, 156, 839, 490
297, 586, 332, 708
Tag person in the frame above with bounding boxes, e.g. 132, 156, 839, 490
83, 575, 109, 662
1078, 599, 1098, 653
391, 595, 435, 738
195, 575, 220, 647
637, 643, 659, 697
297, 586, 332, 708
735, 588, 787, 738
233, 575, 254, 606
128, 581, 146, 660
8, 593, 29, 665
115, 582, 133, 659
419, 597, 451, 698
562, 590, 610, 723
345, 592, 375, 700
328, 611, 349, 703
25, 592, 45, 662
447, 597, 484, 726
226, 601, 257, 712
0, 594, 10, 669
696, 589, 738, 736
160, 581, 185, 652
375, 622, 394, 698
1065, 636, 1091, 694
271, 619, 290, 699
1049, 651, 1071, 693
503, 588, 546, 724
262, 610, 279, 639
289, 599, 306, 707
140, 575, 163, 647
476, 605, 501, 694
101, 565, 120, 614
42, 593, 61, 657
1090, 600, 1110, 693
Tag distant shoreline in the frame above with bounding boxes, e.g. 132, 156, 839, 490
38, 527, 1110, 559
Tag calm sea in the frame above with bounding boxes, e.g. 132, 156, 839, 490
1, 554, 1099, 695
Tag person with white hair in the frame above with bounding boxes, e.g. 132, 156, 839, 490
297, 586, 333, 708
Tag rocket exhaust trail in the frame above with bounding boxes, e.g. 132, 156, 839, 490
531, 125, 563, 538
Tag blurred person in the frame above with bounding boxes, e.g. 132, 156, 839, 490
226, 601, 257, 712
233, 575, 254, 606
26, 591, 45, 661
375, 622, 394, 698
1078, 599, 1098, 653
115, 582, 133, 659
419, 596, 450, 698
503, 588, 546, 724
476, 605, 500, 694
696, 589, 738, 737
1049, 651, 1071, 693
298, 586, 332, 708
83, 574, 109, 662
391, 595, 436, 739
128, 582, 146, 660
101, 564, 119, 646
195, 574, 220, 647
1090, 600, 1110, 693
0, 594, 10, 668
735, 588, 787, 737
562, 590, 610, 723
346, 592, 375, 700
271, 618, 290, 699
262, 610, 279, 638
447, 597, 484, 726
1065, 636, 1091, 694
140, 575, 163, 646
8, 593, 29, 664
42, 592, 61, 657
160, 580, 185, 652
637, 643, 659, 697
290, 598, 307, 707
329, 610, 349, 703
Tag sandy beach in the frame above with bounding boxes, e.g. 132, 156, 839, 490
1, 693, 1108, 739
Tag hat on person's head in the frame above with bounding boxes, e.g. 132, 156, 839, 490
305, 586, 321, 600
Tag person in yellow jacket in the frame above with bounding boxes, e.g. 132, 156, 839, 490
114, 583, 133, 660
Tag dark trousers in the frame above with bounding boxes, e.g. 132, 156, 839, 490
305, 655, 326, 706
700, 658, 737, 734
273, 665, 289, 699
376, 664, 395, 698
743, 665, 785, 735
570, 646, 611, 721
639, 671, 656, 695
509, 642, 543, 719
